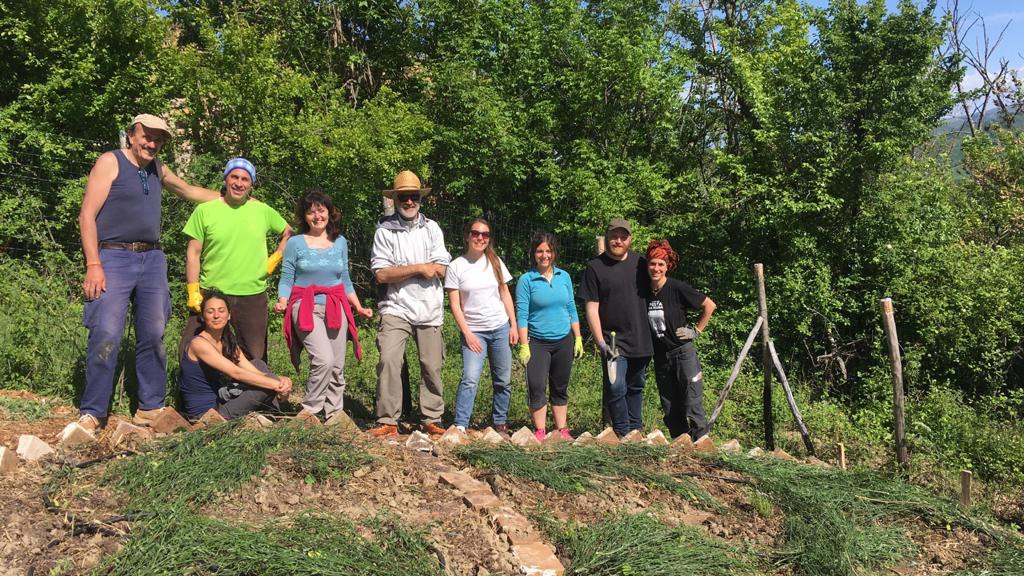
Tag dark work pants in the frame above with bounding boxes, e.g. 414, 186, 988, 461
653, 341, 708, 441
179, 292, 269, 364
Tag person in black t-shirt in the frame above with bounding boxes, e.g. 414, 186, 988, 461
580, 218, 654, 436
645, 240, 717, 441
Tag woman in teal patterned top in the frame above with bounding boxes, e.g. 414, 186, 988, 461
275, 189, 372, 421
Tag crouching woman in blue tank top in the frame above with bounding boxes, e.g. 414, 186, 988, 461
180, 291, 293, 420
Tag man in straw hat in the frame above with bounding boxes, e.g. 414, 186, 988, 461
77, 113, 220, 431
369, 170, 451, 437
579, 217, 654, 437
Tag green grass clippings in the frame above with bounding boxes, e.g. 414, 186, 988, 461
715, 453, 1019, 576
454, 442, 721, 510
92, 510, 443, 576
541, 511, 755, 576
103, 420, 373, 510
0, 395, 52, 421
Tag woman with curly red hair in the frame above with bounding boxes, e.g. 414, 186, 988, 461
645, 239, 716, 441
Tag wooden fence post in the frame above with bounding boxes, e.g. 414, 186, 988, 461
755, 264, 774, 450
708, 317, 763, 427
960, 470, 973, 509
595, 235, 606, 255
837, 443, 847, 470
880, 298, 909, 472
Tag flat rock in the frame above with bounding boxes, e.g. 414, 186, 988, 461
645, 430, 668, 445
110, 421, 152, 448
573, 431, 594, 446
324, 411, 360, 436
693, 435, 715, 453
405, 430, 434, 452
58, 422, 97, 448
595, 427, 620, 446
479, 427, 505, 444
510, 427, 540, 447
150, 408, 192, 434
512, 542, 565, 576
241, 413, 275, 430
295, 410, 322, 427
621, 429, 645, 443
747, 447, 765, 457
0, 447, 17, 474
719, 439, 743, 453
771, 448, 797, 461
439, 425, 470, 446
671, 434, 694, 452
805, 456, 829, 467
542, 431, 566, 445
16, 435, 54, 461
196, 409, 227, 428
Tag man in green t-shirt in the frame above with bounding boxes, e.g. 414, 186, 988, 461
179, 158, 292, 362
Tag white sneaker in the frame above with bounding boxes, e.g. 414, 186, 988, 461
455, 425, 467, 433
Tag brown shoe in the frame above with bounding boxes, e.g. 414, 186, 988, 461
493, 424, 509, 435
421, 422, 446, 436
368, 424, 399, 438
76, 413, 105, 432
132, 407, 167, 427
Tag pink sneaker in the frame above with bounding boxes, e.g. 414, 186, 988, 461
534, 428, 546, 441
558, 428, 573, 441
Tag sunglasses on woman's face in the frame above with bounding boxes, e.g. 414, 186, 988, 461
470, 229, 491, 239
397, 193, 421, 203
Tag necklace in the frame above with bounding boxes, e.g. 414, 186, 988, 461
652, 280, 666, 296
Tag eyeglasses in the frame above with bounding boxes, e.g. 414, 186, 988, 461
469, 230, 491, 239
138, 169, 150, 195
396, 193, 421, 203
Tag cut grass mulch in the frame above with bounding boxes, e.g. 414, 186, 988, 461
454, 442, 722, 510
540, 510, 757, 576
714, 453, 1023, 576
92, 510, 444, 576
102, 419, 374, 511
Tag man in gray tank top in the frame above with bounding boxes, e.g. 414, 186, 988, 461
77, 113, 220, 431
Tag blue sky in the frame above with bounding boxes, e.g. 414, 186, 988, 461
806, 0, 1024, 90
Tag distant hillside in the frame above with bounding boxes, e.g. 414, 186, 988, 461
930, 108, 1024, 167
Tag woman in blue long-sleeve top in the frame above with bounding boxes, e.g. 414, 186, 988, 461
274, 189, 372, 421
515, 231, 583, 441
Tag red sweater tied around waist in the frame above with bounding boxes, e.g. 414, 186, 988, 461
284, 284, 363, 370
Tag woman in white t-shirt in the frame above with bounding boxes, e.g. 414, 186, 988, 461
445, 218, 519, 433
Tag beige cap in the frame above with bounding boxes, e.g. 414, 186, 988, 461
131, 114, 172, 138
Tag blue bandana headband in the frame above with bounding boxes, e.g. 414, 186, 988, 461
223, 157, 256, 183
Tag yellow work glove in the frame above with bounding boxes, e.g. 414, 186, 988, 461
266, 251, 283, 275
186, 282, 203, 313
573, 336, 584, 359
517, 343, 531, 366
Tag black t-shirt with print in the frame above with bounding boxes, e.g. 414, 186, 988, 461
646, 277, 706, 353
579, 251, 653, 357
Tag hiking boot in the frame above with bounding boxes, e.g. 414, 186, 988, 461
76, 413, 105, 432
421, 422, 446, 436
558, 428, 574, 441
132, 407, 167, 427
534, 428, 547, 442
368, 424, 399, 438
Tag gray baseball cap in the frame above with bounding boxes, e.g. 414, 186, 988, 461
606, 217, 632, 235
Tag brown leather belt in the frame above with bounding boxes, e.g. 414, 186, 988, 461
99, 241, 162, 252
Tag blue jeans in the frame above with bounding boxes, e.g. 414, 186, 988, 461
602, 355, 651, 436
454, 324, 512, 428
81, 249, 171, 417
